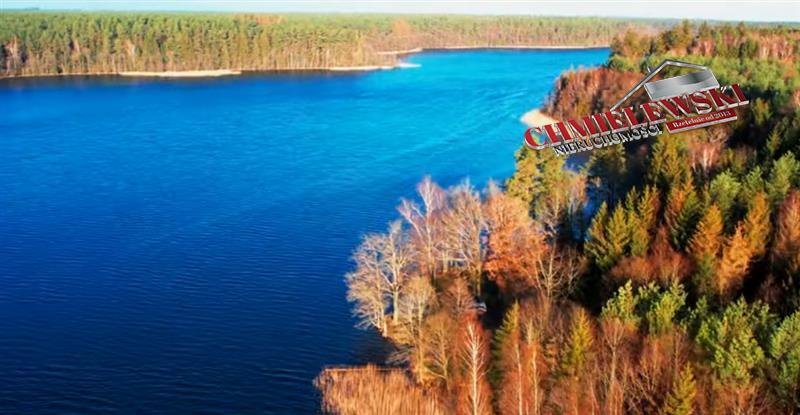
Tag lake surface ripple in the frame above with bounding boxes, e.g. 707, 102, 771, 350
0, 49, 608, 414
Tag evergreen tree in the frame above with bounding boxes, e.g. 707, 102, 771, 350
602, 281, 640, 326
608, 204, 632, 258
751, 98, 773, 128
739, 166, 765, 208
638, 185, 661, 234
506, 147, 551, 207
587, 145, 628, 203
660, 365, 697, 415
636, 283, 687, 335
505, 147, 570, 233
665, 184, 703, 250
560, 308, 593, 377
626, 185, 661, 257
585, 203, 632, 271
766, 152, 800, 208
708, 171, 741, 229
742, 192, 771, 259
688, 205, 723, 296
493, 302, 521, 381
765, 128, 783, 161
647, 132, 691, 192
626, 189, 648, 256
768, 311, 800, 410
688, 204, 724, 261
493, 303, 530, 415
695, 299, 773, 384
585, 203, 611, 269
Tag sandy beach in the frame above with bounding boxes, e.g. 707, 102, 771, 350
119, 69, 241, 78
376, 47, 424, 56
520, 108, 558, 128
328, 65, 396, 71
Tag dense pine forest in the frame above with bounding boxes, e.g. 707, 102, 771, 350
317, 22, 800, 414
0, 12, 659, 77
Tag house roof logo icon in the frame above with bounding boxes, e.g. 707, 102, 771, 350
611, 59, 720, 111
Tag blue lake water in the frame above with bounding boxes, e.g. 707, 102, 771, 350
0, 49, 608, 414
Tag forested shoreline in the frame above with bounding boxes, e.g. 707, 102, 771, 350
0, 12, 660, 77
318, 22, 800, 414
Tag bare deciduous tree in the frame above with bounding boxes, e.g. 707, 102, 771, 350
346, 234, 390, 335
536, 246, 586, 302
396, 276, 438, 378
522, 318, 549, 415
626, 332, 689, 414
399, 176, 446, 280
421, 311, 457, 388
598, 318, 636, 415
382, 220, 416, 325
442, 180, 486, 294
444, 277, 473, 317
399, 275, 438, 338
346, 220, 415, 336
458, 318, 493, 415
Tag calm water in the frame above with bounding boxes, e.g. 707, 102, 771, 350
0, 49, 608, 414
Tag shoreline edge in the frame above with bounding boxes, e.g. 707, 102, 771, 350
0, 44, 608, 80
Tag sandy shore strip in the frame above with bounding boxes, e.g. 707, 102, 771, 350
119, 69, 241, 78
376, 47, 424, 56
521, 108, 558, 128
327, 62, 421, 71
328, 65, 396, 71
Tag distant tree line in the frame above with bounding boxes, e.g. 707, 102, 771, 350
318, 22, 800, 414
0, 12, 660, 76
